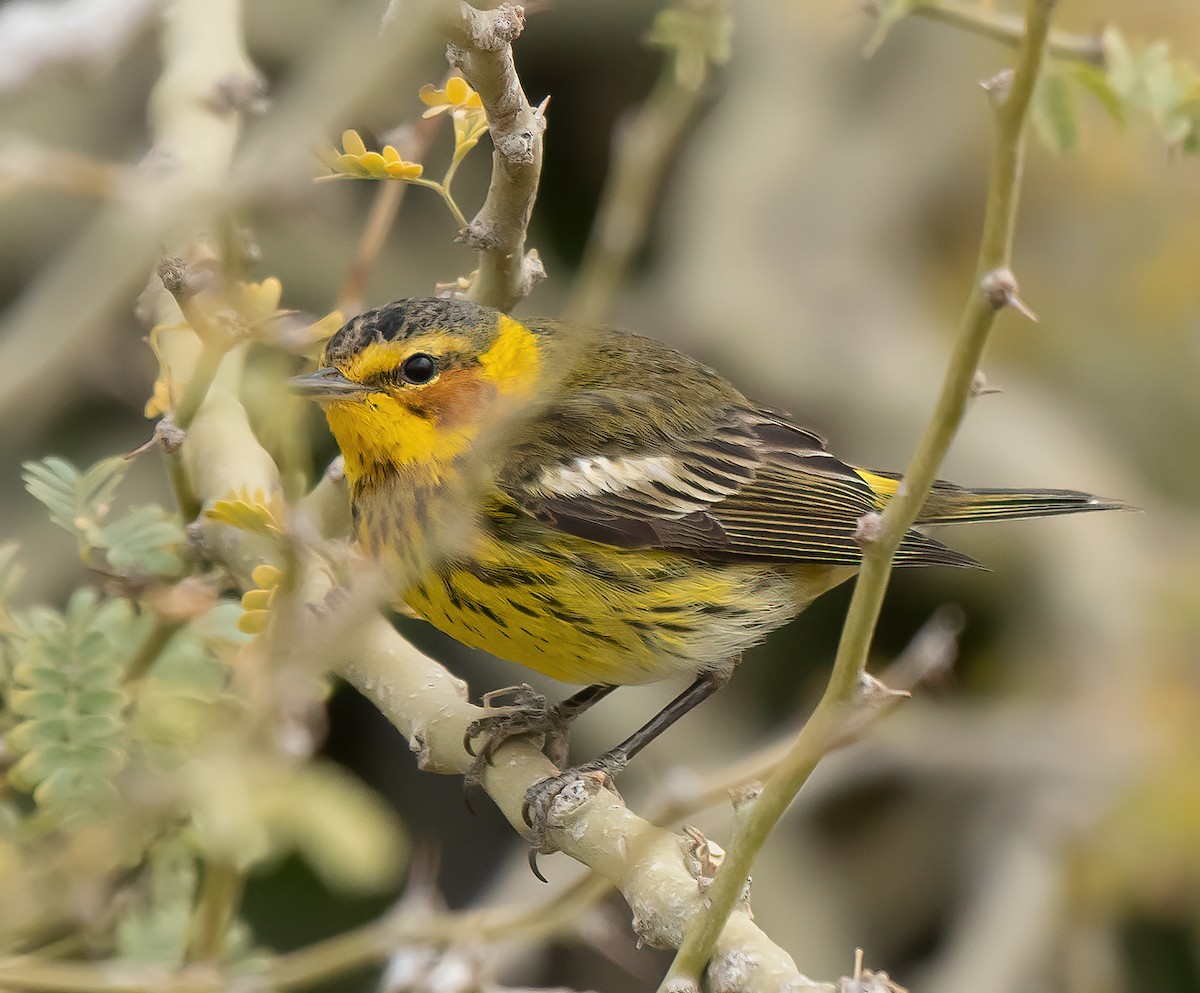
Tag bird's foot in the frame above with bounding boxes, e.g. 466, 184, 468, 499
463, 685, 572, 805
464, 684, 572, 765
521, 752, 628, 881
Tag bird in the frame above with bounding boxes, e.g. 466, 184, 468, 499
294, 296, 1124, 841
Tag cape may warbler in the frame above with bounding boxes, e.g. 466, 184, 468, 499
295, 297, 1122, 813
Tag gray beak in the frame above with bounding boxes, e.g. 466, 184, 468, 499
290, 367, 368, 398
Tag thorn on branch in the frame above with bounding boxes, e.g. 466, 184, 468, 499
980, 67, 1014, 103
856, 671, 910, 710
729, 781, 762, 813
681, 825, 728, 894
463, 218, 503, 251
520, 249, 547, 293
155, 416, 186, 454
410, 729, 430, 767
980, 266, 1037, 320
841, 967, 909, 993
970, 369, 1003, 398
124, 415, 186, 459
885, 604, 966, 691
156, 254, 217, 301
156, 256, 189, 298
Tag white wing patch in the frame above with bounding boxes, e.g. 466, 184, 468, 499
533, 455, 743, 517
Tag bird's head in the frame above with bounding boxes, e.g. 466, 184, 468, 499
294, 297, 542, 482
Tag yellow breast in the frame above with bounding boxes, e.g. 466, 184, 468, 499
354, 472, 851, 686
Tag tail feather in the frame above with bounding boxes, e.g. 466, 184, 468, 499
916, 482, 1131, 526
857, 469, 1131, 526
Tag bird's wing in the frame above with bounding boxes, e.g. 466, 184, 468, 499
498, 391, 976, 568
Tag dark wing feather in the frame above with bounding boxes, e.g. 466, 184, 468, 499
498, 381, 977, 569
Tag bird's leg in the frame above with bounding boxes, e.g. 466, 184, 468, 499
464, 682, 617, 770
521, 669, 732, 872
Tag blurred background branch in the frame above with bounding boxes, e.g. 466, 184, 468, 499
664, 2, 1057, 986
863, 0, 1104, 63
565, 1, 730, 326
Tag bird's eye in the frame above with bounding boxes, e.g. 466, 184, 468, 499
400, 353, 437, 385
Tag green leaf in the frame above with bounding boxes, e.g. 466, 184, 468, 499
1103, 26, 1138, 100
645, 4, 732, 89
13, 665, 70, 691
194, 602, 253, 648
1067, 62, 1126, 124
4, 589, 136, 823
19, 457, 186, 576
21, 457, 128, 538
34, 764, 119, 813
78, 457, 128, 515
9, 744, 72, 790
99, 506, 187, 578
1032, 71, 1077, 154
1100, 26, 1200, 151
76, 689, 126, 715
71, 741, 126, 775
66, 586, 102, 626
7, 718, 70, 752
9, 689, 68, 718
22, 458, 84, 533
116, 841, 198, 966
73, 714, 124, 740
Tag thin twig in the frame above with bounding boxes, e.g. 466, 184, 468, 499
863, 0, 1102, 64
338, 120, 439, 315
909, 0, 1103, 65
660, 1, 1059, 987
186, 860, 243, 964
122, 616, 185, 685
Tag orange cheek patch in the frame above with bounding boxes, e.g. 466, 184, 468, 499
413, 369, 496, 429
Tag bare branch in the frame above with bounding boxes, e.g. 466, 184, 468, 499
444, 2, 547, 310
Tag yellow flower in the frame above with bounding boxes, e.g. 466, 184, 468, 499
235, 277, 283, 324
321, 130, 424, 181
379, 144, 424, 179
238, 563, 284, 636
206, 489, 288, 538
419, 77, 483, 118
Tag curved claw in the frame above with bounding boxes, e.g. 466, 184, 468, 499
463, 729, 479, 757
528, 847, 548, 883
